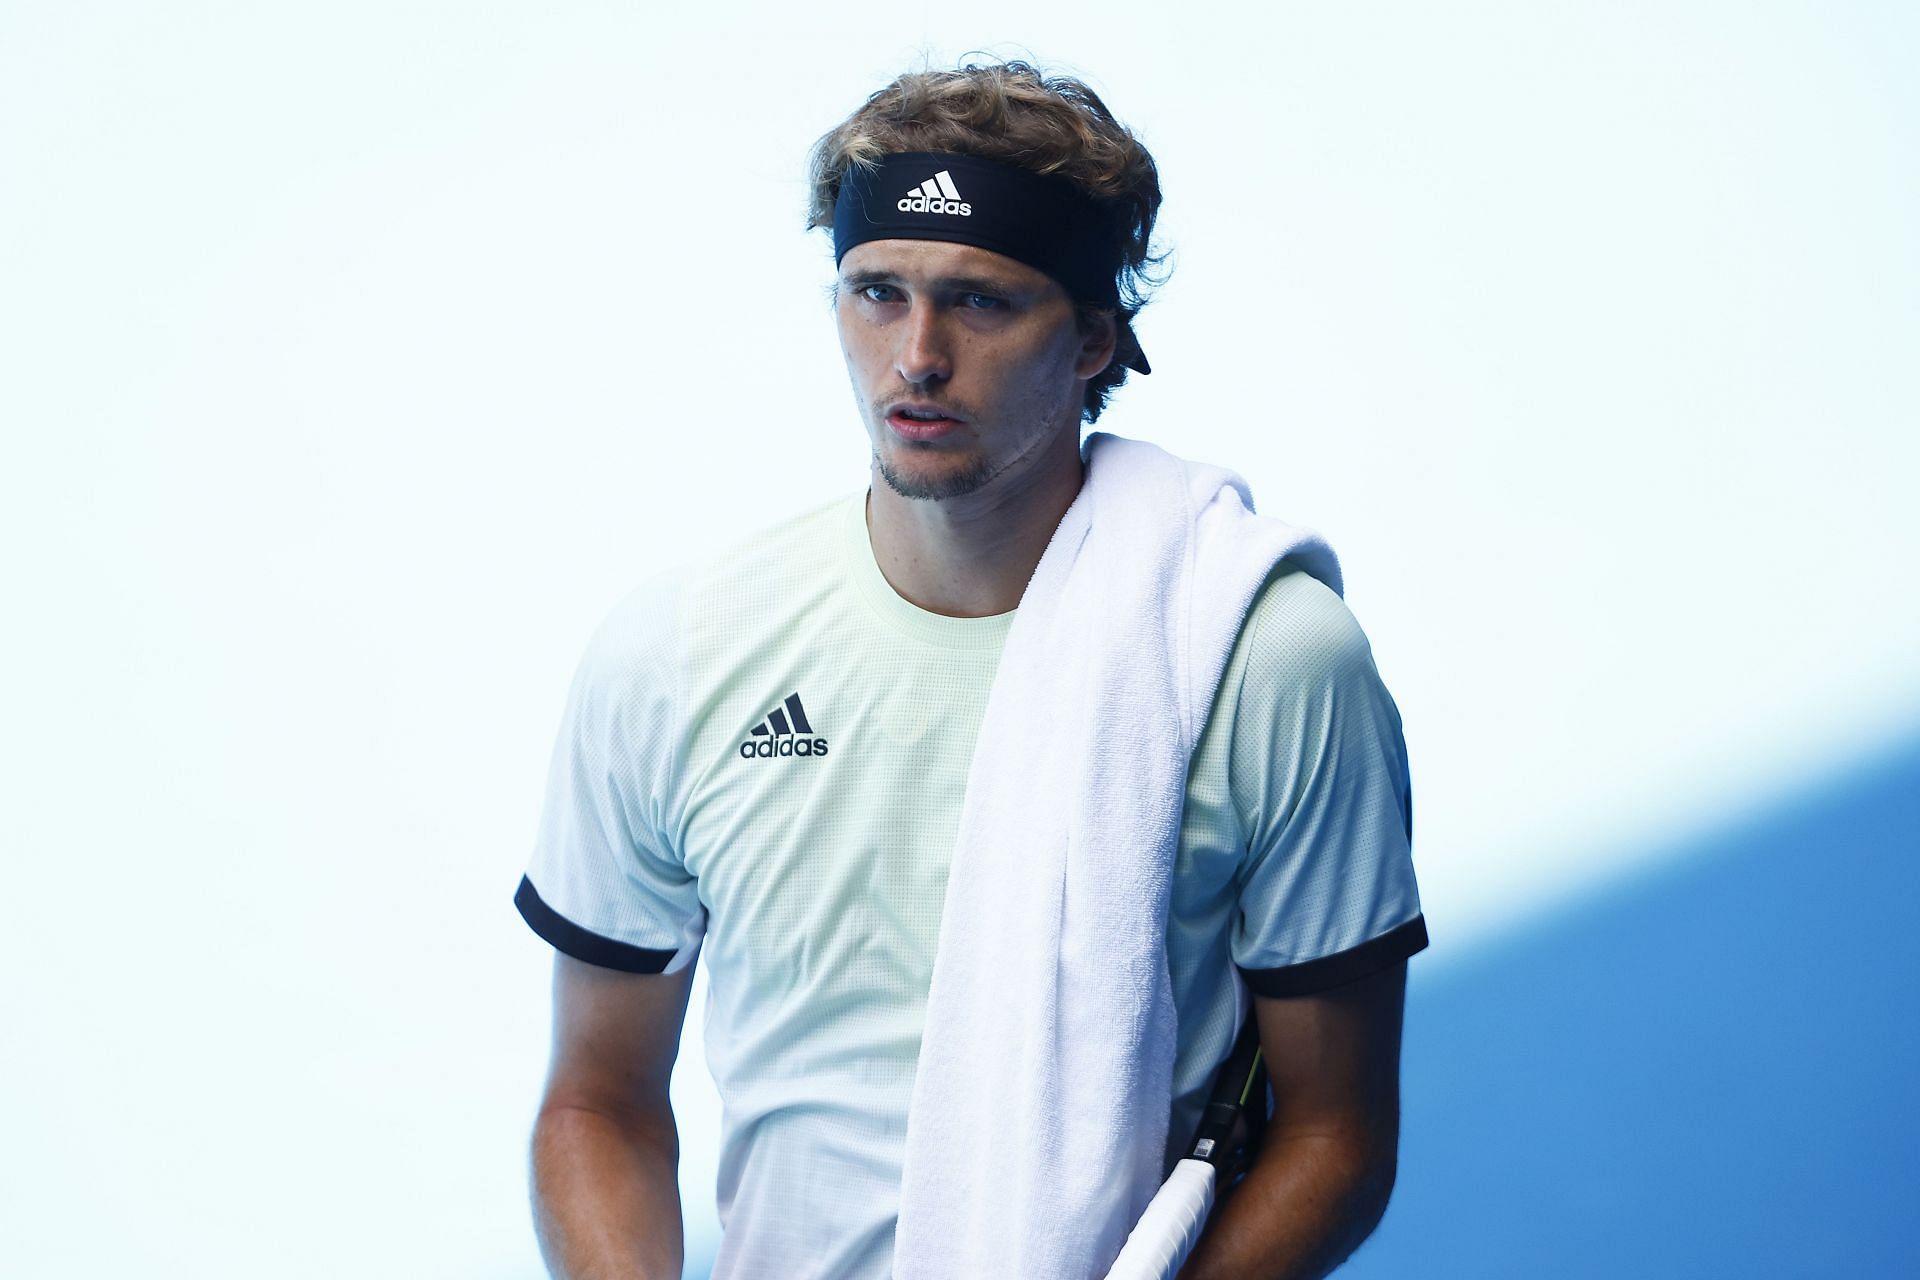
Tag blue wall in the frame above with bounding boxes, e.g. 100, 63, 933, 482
1345, 733, 1920, 1277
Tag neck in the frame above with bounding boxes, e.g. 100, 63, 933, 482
864, 427, 1085, 618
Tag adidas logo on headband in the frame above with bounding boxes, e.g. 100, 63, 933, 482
896, 169, 972, 217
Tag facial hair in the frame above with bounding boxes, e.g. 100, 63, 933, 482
868, 388, 1000, 501
872, 448, 998, 501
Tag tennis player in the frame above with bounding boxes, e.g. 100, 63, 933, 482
514, 60, 1428, 1280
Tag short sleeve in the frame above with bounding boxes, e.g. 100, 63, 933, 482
515, 576, 706, 974
1228, 567, 1428, 997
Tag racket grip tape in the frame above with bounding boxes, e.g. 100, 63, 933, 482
1101, 1159, 1218, 1280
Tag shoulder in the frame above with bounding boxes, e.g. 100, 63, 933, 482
577, 494, 855, 680
687, 493, 853, 595
1231, 562, 1380, 696
1213, 560, 1406, 822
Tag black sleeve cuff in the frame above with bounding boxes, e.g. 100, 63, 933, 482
1238, 913, 1429, 998
514, 875, 679, 974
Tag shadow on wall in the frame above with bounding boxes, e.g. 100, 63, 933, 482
1344, 730, 1920, 1279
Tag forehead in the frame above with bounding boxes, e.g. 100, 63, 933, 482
839, 238, 1060, 293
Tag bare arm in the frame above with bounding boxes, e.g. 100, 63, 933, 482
531, 952, 696, 1280
1176, 960, 1409, 1280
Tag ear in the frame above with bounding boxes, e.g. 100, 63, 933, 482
1073, 310, 1119, 380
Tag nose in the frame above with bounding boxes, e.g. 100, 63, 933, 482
894, 300, 952, 387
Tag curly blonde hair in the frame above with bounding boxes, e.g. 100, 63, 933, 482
806, 60, 1167, 423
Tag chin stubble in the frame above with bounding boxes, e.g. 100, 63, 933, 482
873, 449, 998, 501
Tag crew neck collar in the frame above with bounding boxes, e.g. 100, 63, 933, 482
838, 492, 1016, 651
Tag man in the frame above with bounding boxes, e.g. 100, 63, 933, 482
515, 60, 1427, 1280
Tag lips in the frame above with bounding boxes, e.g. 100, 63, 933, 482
885, 401, 965, 441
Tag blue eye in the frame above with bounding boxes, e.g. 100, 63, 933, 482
960, 292, 1006, 311
857, 283, 900, 303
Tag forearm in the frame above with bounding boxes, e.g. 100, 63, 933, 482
531, 1101, 684, 1280
1174, 1132, 1393, 1280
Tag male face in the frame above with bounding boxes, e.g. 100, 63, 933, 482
835, 239, 1116, 502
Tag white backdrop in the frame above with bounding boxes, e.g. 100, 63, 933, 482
3, 3, 1915, 1276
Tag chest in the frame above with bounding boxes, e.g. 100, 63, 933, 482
675, 615, 1002, 998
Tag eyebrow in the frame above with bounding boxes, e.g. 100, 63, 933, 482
840, 268, 1026, 296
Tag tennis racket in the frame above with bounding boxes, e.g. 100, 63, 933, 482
1102, 1014, 1269, 1280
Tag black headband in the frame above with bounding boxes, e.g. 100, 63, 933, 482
833, 151, 1149, 375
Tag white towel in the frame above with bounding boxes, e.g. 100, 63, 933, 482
892, 432, 1342, 1278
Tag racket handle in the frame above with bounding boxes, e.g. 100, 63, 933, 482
1102, 1159, 1217, 1280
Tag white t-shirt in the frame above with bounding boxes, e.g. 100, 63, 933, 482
516, 491, 1427, 1279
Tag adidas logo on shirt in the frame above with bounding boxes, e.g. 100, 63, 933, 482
896, 169, 971, 217
739, 692, 829, 760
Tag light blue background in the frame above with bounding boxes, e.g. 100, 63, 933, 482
2, 3, 1913, 1276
